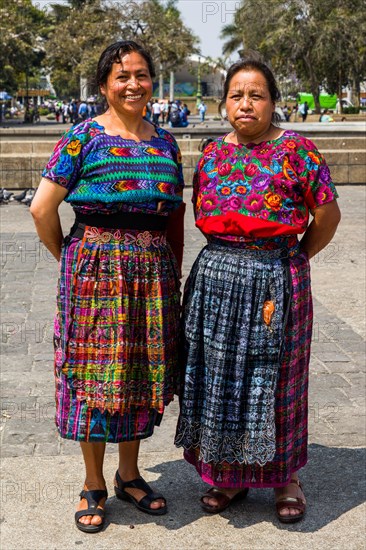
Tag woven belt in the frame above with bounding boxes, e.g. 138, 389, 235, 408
69, 224, 167, 248
74, 211, 168, 230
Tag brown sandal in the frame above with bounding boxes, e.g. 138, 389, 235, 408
275, 479, 306, 523
201, 487, 249, 514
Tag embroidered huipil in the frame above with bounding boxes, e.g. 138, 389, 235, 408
193, 130, 338, 250
42, 119, 184, 214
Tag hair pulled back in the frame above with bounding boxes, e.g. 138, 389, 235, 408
96, 40, 156, 88
219, 55, 281, 124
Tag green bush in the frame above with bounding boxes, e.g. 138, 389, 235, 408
38, 107, 49, 116
46, 114, 56, 120
342, 106, 360, 114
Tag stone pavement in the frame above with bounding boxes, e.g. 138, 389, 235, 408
0, 187, 365, 549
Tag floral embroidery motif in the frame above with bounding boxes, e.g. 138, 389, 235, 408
193, 130, 338, 238
84, 227, 166, 248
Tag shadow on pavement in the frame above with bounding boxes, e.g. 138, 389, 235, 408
105, 444, 365, 532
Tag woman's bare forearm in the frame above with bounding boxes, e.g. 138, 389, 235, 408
31, 211, 64, 261
300, 200, 341, 259
30, 178, 68, 262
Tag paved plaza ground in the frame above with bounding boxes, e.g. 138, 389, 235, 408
0, 183, 365, 549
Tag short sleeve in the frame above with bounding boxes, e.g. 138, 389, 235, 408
158, 128, 185, 194
175, 143, 185, 193
192, 140, 218, 219
42, 127, 84, 191
192, 154, 204, 218
301, 144, 339, 209
168, 134, 185, 193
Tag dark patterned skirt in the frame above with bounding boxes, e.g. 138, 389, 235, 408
54, 226, 180, 442
175, 239, 312, 488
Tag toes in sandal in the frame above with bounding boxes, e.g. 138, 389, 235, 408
114, 470, 167, 516
200, 487, 249, 514
75, 489, 108, 533
275, 479, 306, 524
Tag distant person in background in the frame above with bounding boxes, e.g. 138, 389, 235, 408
319, 109, 334, 123
180, 106, 189, 127
55, 102, 61, 123
298, 101, 309, 122
152, 100, 161, 125
183, 103, 191, 118
145, 100, 152, 121
292, 102, 299, 122
62, 100, 69, 124
282, 104, 290, 122
198, 100, 207, 123
69, 99, 78, 124
78, 100, 88, 121
160, 100, 169, 126
169, 102, 189, 128
89, 102, 97, 118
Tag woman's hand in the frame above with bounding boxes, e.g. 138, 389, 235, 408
30, 178, 68, 261
300, 200, 341, 259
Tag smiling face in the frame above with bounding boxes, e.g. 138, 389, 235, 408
225, 69, 275, 142
100, 51, 153, 118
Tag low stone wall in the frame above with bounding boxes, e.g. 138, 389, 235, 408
1, 126, 365, 188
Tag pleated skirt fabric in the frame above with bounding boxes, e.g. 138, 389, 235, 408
54, 226, 180, 442
175, 241, 312, 488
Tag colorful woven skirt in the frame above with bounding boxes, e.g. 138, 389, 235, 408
54, 225, 180, 442
175, 240, 312, 488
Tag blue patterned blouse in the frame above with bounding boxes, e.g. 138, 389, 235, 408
42, 119, 184, 215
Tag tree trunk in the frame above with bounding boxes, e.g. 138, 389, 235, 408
311, 85, 321, 114
350, 76, 360, 109
159, 62, 164, 99
169, 71, 175, 102
337, 81, 343, 115
80, 76, 88, 101
303, 53, 321, 114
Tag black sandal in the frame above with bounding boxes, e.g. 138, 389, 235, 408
75, 489, 108, 533
114, 470, 167, 516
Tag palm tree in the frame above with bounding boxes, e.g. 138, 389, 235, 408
220, 8, 245, 57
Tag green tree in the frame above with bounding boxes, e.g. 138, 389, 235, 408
319, 1, 366, 108
46, 0, 198, 99
45, 0, 122, 98
0, 0, 50, 95
220, 0, 366, 113
138, 0, 199, 75
116, 0, 199, 96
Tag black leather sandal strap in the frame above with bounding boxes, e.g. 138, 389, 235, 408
75, 507, 105, 521
80, 489, 108, 506
115, 472, 165, 503
139, 493, 166, 509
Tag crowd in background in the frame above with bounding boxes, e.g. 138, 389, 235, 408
144, 99, 192, 127
47, 98, 104, 124
3, 97, 340, 127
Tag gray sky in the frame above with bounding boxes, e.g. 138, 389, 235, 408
33, 0, 238, 58
176, 0, 238, 58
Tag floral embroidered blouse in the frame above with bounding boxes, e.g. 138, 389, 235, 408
193, 130, 338, 242
42, 119, 184, 215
